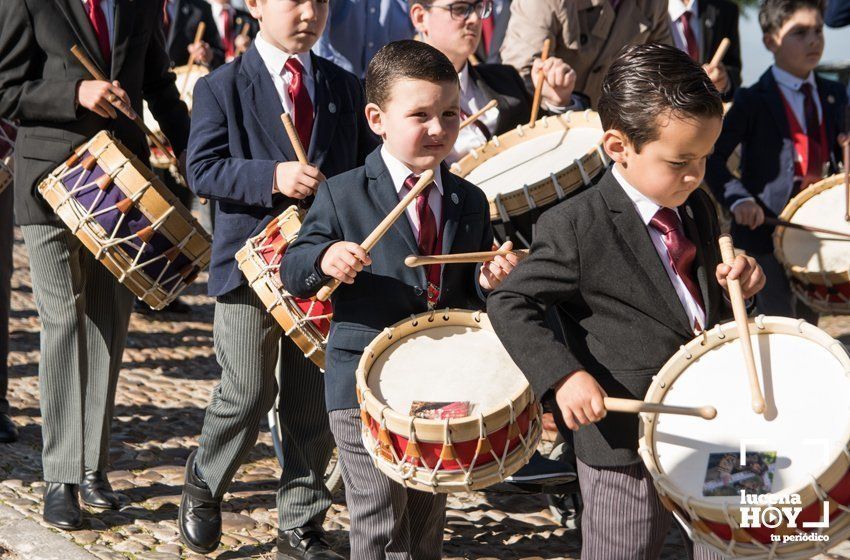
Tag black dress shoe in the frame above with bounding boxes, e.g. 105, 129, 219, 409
277, 522, 343, 560
0, 413, 18, 444
80, 470, 121, 509
43, 483, 82, 530
178, 450, 222, 554
162, 297, 191, 314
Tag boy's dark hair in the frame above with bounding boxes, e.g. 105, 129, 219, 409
365, 40, 459, 107
759, 0, 823, 34
598, 43, 723, 153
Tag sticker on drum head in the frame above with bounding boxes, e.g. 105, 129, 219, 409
702, 451, 776, 496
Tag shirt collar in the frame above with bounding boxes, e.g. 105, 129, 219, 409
771, 64, 817, 92
458, 63, 471, 95
254, 31, 313, 79
612, 165, 678, 225
381, 145, 445, 196
668, 0, 698, 22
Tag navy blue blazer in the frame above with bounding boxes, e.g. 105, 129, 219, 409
280, 148, 494, 411
187, 45, 378, 296
705, 69, 848, 254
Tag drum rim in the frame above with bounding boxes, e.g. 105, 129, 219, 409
356, 308, 535, 442
639, 315, 850, 523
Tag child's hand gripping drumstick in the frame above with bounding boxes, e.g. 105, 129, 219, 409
317, 170, 436, 301
604, 397, 716, 420
181, 23, 206, 98
277, 113, 325, 201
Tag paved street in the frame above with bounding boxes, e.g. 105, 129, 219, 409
3, 227, 850, 560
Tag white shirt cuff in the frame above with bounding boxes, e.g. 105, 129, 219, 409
729, 197, 756, 211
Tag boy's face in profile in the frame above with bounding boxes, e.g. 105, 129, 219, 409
605, 112, 722, 209
247, 0, 328, 54
764, 8, 824, 78
366, 78, 461, 174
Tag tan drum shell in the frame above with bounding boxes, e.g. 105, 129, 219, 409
774, 174, 849, 314
639, 316, 850, 558
356, 309, 541, 493
37, 131, 211, 310
235, 206, 327, 368
450, 110, 607, 222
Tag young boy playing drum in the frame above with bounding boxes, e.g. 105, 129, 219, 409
280, 40, 516, 559
488, 44, 765, 560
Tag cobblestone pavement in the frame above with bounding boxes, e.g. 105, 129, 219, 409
3, 228, 850, 560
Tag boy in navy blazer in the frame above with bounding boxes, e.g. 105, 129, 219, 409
180, 0, 376, 556
705, 0, 848, 319
281, 41, 517, 559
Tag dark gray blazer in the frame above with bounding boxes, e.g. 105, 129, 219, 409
280, 148, 494, 411
487, 169, 731, 467
0, 0, 191, 226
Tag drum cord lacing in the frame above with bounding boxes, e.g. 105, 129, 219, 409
575, 158, 591, 187
550, 173, 566, 200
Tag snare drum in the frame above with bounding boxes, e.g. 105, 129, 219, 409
450, 110, 607, 247
235, 206, 332, 368
356, 309, 541, 493
37, 131, 211, 310
774, 174, 850, 314
0, 118, 17, 195
640, 316, 850, 559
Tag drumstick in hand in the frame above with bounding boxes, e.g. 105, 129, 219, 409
709, 38, 731, 67
460, 100, 498, 131
281, 113, 308, 164
181, 22, 206, 98
317, 169, 435, 302
764, 216, 850, 240
528, 38, 552, 128
236, 23, 251, 56
718, 234, 765, 415
604, 397, 716, 420
404, 248, 528, 267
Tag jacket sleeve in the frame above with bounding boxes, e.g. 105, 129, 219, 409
499, 0, 557, 78
648, 0, 674, 45
486, 208, 587, 399
825, 0, 850, 27
279, 181, 343, 298
186, 76, 278, 207
0, 3, 80, 123
704, 89, 752, 209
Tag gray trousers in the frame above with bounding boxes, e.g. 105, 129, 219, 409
329, 409, 446, 560
577, 459, 724, 560
195, 284, 334, 530
0, 185, 12, 415
20, 223, 134, 483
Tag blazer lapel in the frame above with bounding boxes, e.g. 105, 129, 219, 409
699, 0, 717, 65
365, 152, 423, 264
440, 166, 467, 255
56, 0, 108, 74
759, 70, 792, 139
468, 65, 509, 132
110, 0, 136, 79
679, 199, 713, 325
308, 54, 339, 168
241, 48, 297, 162
599, 172, 694, 335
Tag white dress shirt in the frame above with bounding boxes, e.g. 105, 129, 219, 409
381, 146, 444, 239
447, 63, 501, 165
668, 0, 701, 61
254, 32, 315, 117
613, 165, 706, 331
79, 0, 115, 47
771, 65, 823, 132
208, 1, 234, 43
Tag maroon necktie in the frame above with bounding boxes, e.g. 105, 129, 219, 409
680, 12, 699, 62
404, 174, 441, 291
86, 0, 111, 64
284, 57, 314, 152
221, 7, 234, 59
801, 82, 824, 178
481, 15, 495, 56
649, 207, 705, 314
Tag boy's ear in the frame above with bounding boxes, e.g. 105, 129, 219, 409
763, 32, 779, 53
602, 129, 629, 165
410, 3, 428, 34
365, 103, 385, 138
245, 0, 261, 20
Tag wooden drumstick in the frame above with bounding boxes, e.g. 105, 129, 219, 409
281, 113, 308, 164
718, 234, 765, 415
843, 134, 849, 221
604, 397, 717, 420
528, 38, 551, 128
764, 216, 850, 239
404, 248, 528, 267
181, 22, 206, 97
709, 37, 731, 67
316, 169, 436, 302
468, 53, 480, 66
460, 99, 498, 131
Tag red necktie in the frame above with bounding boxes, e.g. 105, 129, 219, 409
649, 208, 705, 315
481, 15, 495, 56
86, 0, 111, 64
801, 83, 824, 179
680, 12, 699, 62
221, 8, 234, 59
284, 57, 314, 153
404, 174, 441, 292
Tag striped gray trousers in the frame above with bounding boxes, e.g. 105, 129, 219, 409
577, 458, 724, 560
20, 223, 134, 483
329, 409, 446, 560
195, 284, 335, 530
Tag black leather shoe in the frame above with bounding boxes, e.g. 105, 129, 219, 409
162, 297, 191, 314
277, 522, 343, 560
0, 414, 18, 444
178, 450, 222, 554
80, 470, 121, 509
42, 483, 82, 530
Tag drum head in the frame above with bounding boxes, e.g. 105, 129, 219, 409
649, 322, 850, 509
367, 324, 527, 418
780, 182, 850, 274
465, 126, 603, 200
